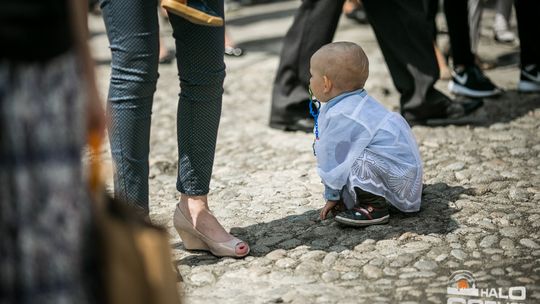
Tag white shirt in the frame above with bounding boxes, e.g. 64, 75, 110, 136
314, 89, 423, 212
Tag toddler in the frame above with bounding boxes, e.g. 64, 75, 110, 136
310, 42, 423, 226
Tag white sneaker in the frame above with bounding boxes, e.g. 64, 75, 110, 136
494, 29, 515, 43
493, 14, 515, 43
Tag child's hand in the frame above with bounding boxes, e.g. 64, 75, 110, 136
320, 200, 338, 220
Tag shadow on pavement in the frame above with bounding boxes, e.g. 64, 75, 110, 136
94, 58, 112, 66
494, 50, 520, 68
174, 182, 473, 266
235, 36, 284, 56
89, 30, 106, 38
469, 91, 540, 126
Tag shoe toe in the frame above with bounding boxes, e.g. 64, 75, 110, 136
447, 99, 484, 118
495, 31, 515, 43
336, 210, 358, 220
460, 99, 484, 115
235, 241, 250, 256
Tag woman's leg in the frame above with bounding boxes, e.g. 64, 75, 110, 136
100, 0, 160, 213
170, 4, 224, 197
169, 0, 248, 254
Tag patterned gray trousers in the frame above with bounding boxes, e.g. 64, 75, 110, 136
100, 0, 225, 213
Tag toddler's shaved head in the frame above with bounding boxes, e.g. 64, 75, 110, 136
311, 42, 369, 91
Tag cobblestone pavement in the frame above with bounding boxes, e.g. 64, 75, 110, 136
89, 2, 539, 303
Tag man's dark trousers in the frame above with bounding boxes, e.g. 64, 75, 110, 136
363, 0, 452, 120
270, 0, 454, 127
269, 0, 344, 129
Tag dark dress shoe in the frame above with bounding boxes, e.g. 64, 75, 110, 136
445, 98, 484, 118
269, 117, 314, 133
404, 98, 484, 126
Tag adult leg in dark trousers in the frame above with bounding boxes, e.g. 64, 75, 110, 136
443, 0, 500, 97
515, 1, 540, 92
443, 0, 475, 68
362, 0, 483, 123
269, 0, 345, 131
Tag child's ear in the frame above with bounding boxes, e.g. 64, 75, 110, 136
323, 75, 332, 93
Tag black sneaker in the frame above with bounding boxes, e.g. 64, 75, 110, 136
448, 65, 501, 98
518, 64, 540, 93
335, 204, 390, 227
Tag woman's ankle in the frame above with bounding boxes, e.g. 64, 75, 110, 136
177, 193, 233, 242
180, 193, 209, 210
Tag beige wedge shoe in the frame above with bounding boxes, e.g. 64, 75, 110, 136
161, 0, 224, 27
173, 204, 249, 258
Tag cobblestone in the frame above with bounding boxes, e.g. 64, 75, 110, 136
480, 235, 499, 248
519, 239, 540, 249
363, 265, 383, 279
89, 3, 540, 303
